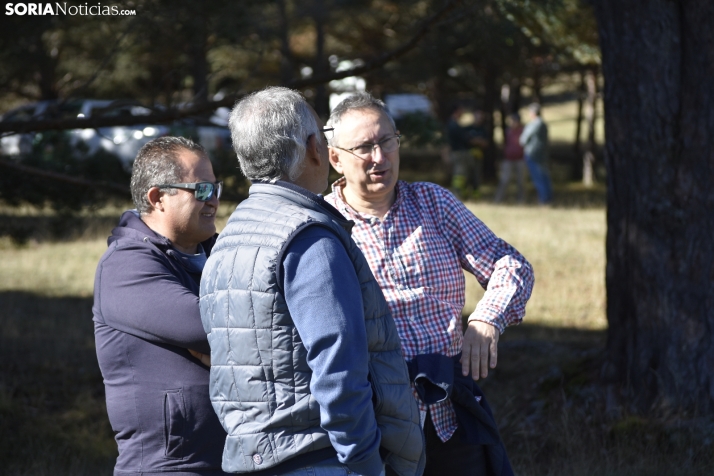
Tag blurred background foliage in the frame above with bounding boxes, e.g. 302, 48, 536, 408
0, 0, 599, 108
0, 0, 600, 211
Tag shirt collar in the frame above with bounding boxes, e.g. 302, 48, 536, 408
330, 177, 404, 222
170, 243, 208, 274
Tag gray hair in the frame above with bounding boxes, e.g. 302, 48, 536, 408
528, 102, 542, 116
326, 92, 396, 147
130, 136, 207, 215
228, 86, 321, 182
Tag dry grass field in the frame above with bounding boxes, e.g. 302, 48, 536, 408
462, 203, 606, 331
2, 197, 713, 475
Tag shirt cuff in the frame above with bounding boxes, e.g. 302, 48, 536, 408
346, 448, 384, 476
467, 308, 507, 334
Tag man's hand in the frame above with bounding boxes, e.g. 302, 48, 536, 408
188, 349, 211, 367
460, 320, 499, 381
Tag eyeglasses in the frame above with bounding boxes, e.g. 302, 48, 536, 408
156, 181, 223, 201
321, 127, 334, 141
331, 134, 401, 159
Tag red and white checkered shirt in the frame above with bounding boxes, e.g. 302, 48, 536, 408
325, 179, 534, 442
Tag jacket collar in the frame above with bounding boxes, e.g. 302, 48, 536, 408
109, 210, 217, 256
250, 180, 354, 233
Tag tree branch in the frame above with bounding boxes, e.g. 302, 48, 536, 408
0, 0, 461, 135
0, 97, 239, 135
286, 0, 461, 89
0, 158, 130, 196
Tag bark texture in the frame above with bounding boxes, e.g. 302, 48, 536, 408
595, 0, 714, 413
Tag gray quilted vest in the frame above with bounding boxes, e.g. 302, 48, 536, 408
200, 183, 424, 475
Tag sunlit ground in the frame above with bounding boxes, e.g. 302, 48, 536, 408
463, 202, 606, 331
4, 198, 713, 475
0, 202, 606, 333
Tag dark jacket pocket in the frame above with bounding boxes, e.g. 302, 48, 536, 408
163, 389, 187, 459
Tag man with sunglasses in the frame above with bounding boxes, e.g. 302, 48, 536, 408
200, 87, 424, 476
93, 136, 230, 476
324, 93, 534, 476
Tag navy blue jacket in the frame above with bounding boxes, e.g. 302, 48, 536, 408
93, 211, 229, 476
407, 353, 514, 476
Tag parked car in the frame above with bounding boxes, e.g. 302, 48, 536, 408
68, 99, 171, 171
0, 100, 83, 157
0, 99, 232, 173
168, 106, 231, 155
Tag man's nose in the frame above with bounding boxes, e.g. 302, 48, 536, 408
207, 191, 219, 207
371, 144, 388, 164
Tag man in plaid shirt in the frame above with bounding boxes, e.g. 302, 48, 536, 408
324, 93, 534, 476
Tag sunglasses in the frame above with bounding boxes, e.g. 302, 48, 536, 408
156, 181, 223, 201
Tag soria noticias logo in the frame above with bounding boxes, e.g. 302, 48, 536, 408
4, 3, 137, 16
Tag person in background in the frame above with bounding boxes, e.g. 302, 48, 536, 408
465, 109, 489, 194
494, 113, 526, 203
325, 92, 534, 476
520, 103, 552, 204
93, 136, 229, 476
200, 86, 425, 476
446, 105, 488, 199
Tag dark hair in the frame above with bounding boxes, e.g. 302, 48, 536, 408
130, 136, 207, 214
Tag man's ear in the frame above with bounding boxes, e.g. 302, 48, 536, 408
328, 147, 344, 174
305, 134, 321, 166
146, 186, 164, 212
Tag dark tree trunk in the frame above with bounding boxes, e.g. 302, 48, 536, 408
36, 37, 58, 100
432, 70, 450, 122
190, 33, 208, 104
595, 0, 714, 413
499, 83, 511, 142
312, 0, 329, 119
38, 58, 59, 100
277, 0, 294, 85
582, 66, 598, 186
574, 69, 585, 162
499, 83, 509, 137
482, 63, 499, 182
509, 78, 522, 114
188, 2, 208, 104
531, 66, 542, 105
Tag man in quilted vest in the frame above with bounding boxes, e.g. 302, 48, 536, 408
199, 87, 425, 476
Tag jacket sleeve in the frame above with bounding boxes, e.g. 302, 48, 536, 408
427, 184, 535, 333
281, 226, 384, 476
94, 240, 210, 354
